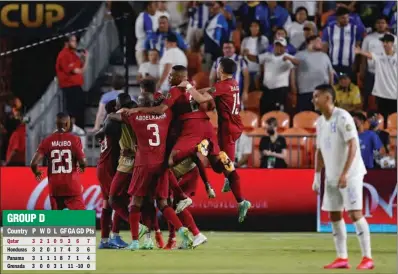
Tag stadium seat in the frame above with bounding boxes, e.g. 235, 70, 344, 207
192, 71, 210, 90
387, 113, 397, 129
244, 91, 262, 114
293, 111, 319, 133
187, 51, 202, 78
231, 30, 241, 52
261, 111, 290, 131
240, 110, 259, 130
206, 111, 218, 129
321, 10, 334, 27
281, 128, 312, 168
246, 130, 266, 168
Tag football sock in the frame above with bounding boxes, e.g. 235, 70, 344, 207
128, 205, 141, 241
161, 206, 183, 231
151, 207, 160, 232
178, 209, 200, 236
111, 213, 122, 234
168, 221, 176, 239
331, 219, 348, 259
354, 217, 372, 258
100, 207, 112, 239
228, 171, 243, 203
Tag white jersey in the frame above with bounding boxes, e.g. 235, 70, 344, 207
316, 107, 366, 185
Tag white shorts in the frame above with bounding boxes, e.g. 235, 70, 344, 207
321, 176, 364, 212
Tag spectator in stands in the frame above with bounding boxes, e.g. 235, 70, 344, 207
157, 33, 188, 93
352, 112, 383, 169
156, 1, 170, 20
210, 41, 249, 101
5, 121, 25, 166
324, 2, 366, 30
265, 1, 291, 34
355, 34, 397, 121
297, 21, 317, 51
259, 117, 287, 169
238, 1, 269, 37
360, 16, 397, 109
334, 73, 362, 112
367, 111, 391, 160
292, 35, 333, 112
284, 7, 313, 49
234, 132, 253, 168
70, 117, 86, 150
137, 49, 160, 82
223, 3, 237, 39
92, 74, 124, 132
187, 2, 209, 49
145, 16, 188, 57
267, 27, 297, 55
55, 35, 88, 129
285, 1, 322, 21
241, 20, 269, 91
322, 7, 365, 82
135, 1, 158, 66
204, 2, 229, 67
244, 37, 299, 116
354, 1, 387, 29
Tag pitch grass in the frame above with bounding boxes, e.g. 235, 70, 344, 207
1, 232, 396, 274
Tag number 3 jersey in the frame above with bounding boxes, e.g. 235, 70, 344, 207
37, 132, 86, 196
122, 110, 172, 166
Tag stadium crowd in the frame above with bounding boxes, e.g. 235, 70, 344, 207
1, 1, 397, 168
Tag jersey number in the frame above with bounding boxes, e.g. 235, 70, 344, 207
232, 93, 240, 115
51, 149, 72, 174
147, 124, 160, 147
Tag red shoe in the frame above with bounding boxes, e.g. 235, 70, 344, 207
155, 231, 165, 249
357, 257, 374, 270
324, 258, 350, 269
163, 238, 177, 250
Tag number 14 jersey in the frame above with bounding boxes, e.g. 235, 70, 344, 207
37, 132, 85, 196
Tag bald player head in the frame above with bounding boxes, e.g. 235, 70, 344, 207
138, 92, 154, 107
56, 112, 71, 132
169, 65, 188, 87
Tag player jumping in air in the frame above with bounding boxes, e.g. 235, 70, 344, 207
95, 99, 131, 249
109, 92, 193, 250
312, 84, 374, 270
30, 112, 87, 210
180, 58, 252, 222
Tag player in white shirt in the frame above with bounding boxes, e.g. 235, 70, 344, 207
312, 84, 374, 270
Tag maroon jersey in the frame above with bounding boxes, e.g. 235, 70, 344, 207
122, 110, 172, 166
163, 86, 209, 121
97, 135, 119, 173
212, 78, 243, 134
37, 132, 85, 196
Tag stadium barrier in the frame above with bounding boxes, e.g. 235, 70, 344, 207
1, 168, 396, 232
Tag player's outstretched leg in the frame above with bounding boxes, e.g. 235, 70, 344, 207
178, 209, 207, 249
98, 201, 118, 249
324, 212, 350, 269
169, 172, 192, 214
126, 197, 144, 250
109, 213, 128, 248
163, 222, 177, 250
349, 211, 374, 269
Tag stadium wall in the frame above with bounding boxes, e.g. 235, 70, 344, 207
0, 168, 396, 232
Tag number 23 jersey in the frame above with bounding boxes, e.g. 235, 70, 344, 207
37, 132, 86, 196
213, 78, 243, 135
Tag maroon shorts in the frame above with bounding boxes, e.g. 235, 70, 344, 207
218, 131, 242, 160
96, 165, 115, 200
50, 196, 86, 210
178, 168, 199, 197
128, 164, 169, 199
173, 119, 220, 156
110, 171, 131, 197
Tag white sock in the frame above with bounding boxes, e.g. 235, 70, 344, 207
354, 217, 372, 258
101, 238, 108, 243
145, 233, 151, 240
112, 232, 119, 237
331, 219, 348, 259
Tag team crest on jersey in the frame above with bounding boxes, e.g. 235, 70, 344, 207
346, 124, 352, 131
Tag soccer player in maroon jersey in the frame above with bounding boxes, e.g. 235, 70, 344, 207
109, 92, 192, 250
30, 112, 87, 210
180, 58, 252, 223
95, 100, 128, 249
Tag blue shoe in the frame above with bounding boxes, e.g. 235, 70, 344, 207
109, 235, 128, 248
126, 240, 140, 251
177, 227, 193, 249
98, 241, 119, 249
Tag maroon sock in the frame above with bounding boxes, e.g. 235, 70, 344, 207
161, 206, 183, 231
178, 209, 200, 236
111, 197, 129, 222
128, 205, 141, 240
169, 172, 188, 200
111, 213, 122, 234
167, 221, 176, 239
100, 208, 112, 239
192, 156, 210, 184
228, 170, 243, 203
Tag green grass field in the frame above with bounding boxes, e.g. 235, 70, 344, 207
1, 232, 396, 274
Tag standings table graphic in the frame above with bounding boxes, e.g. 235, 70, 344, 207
2, 210, 96, 271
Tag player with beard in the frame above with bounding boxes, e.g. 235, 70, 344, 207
30, 112, 87, 210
